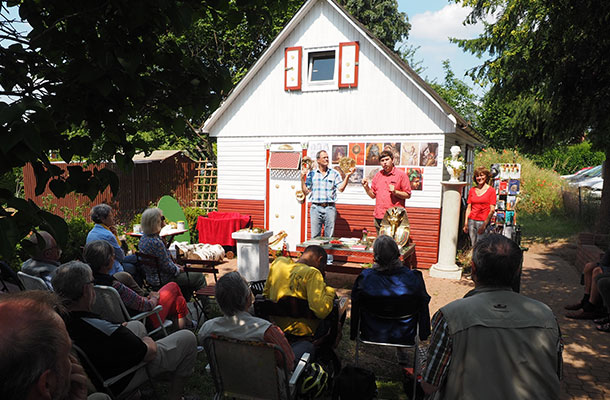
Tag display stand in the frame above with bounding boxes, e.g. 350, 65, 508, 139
231, 230, 273, 281
430, 181, 468, 280
490, 163, 521, 242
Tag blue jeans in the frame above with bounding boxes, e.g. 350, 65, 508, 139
310, 204, 336, 264
310, 204, 337, 238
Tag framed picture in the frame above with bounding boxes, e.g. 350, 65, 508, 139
349, 143, 365, 165
508, 179, 520, 195
349, 167, 364, 184
419, 142, 439, 167
365, 166, 381, 182
383, 142, 401, 163
332, 145, 348, 163
406, 167, 423, 191
401, 142, 420, 166
365, 143, 383, 165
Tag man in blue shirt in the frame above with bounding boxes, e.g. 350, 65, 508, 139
301, 150, 352, 264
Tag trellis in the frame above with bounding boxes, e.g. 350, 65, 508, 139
193, 159, 217, 213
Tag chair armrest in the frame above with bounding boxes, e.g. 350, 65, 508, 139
129, 305, 164, 322
289, 352, 311, 387
105, 361, 148, 387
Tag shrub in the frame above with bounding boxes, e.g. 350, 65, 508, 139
475, 148, 564, 217
184, 207, 208, 243
531, 141, 605, 175
60, 216, 94, 263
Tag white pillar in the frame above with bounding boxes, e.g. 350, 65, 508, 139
231, 230, 273, 282
430, 181, 468, 280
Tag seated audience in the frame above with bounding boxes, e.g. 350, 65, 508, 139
0, 290, 110, 400
52, 261, 198, 400
20, 230, 61, 289
86, 204, 142, 283
422, 234, 562, 399
199, 271, 314, 369
84, 240, 195, 329
350, 235, 431, 347
594, 272, 610, 332
138, 207, 206, 299
263, 245, 342, 344
564, 247, 610, 319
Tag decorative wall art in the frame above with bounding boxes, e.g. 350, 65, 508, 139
401, 142, 420, 166
406, 168, 423, 191
419, 142, 439, 167
349, 143, 365, 164
365, 143, 383, 165
349, 167, 364, 184
364, 166, 382, 182
383, 142, 401, 162
332, 145, 348, 163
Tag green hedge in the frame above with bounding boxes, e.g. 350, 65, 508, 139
531, 141, 605, 175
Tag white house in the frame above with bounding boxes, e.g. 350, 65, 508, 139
202, 0, 483, 268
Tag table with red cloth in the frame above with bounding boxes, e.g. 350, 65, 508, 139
196, 212, 252, 246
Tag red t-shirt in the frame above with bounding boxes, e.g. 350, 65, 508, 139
371, 167, 411, 219
467, 186, 496, 221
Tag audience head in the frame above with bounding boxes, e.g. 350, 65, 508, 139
373, 235, 402, 271
298, 245, 328, 276
83, 240, 115, 275
471, 234, 522, 287
0, 291, 72, 400
52, 261, 95, 308
215, 271, 252, 316
90, 204, 114, 225
141, 207, 165, 235
26, 231, 61, 262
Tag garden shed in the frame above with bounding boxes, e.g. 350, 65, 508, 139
202, 0, 484, 268
24, 150, 197, 221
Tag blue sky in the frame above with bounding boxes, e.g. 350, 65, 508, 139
397, 0, 489, 96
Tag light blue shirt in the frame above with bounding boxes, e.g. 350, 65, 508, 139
86, 224, 124, 275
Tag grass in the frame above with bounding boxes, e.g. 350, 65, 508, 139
519, 213, 591, 244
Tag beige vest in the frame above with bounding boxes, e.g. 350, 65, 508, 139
437, 288, 561, 400
199, 311, 271, 342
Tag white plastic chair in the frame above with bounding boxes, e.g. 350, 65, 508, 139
92, 285, 172, 337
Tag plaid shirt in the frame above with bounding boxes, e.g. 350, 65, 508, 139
422, 310, 452, 387
305, 168, 343, 203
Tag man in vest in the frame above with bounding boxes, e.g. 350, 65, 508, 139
199, 271, 313, 369
422, 234, 562, 399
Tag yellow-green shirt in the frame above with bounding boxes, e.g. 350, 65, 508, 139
263, 257, 336, 336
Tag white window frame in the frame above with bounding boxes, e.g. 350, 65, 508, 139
302, 46, 339, 92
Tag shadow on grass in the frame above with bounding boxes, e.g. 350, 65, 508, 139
520, 213, 590, 244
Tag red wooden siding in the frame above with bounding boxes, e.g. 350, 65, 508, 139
23, 153, 197, 222
219, 198, 440, 269
218, 199, 265, 229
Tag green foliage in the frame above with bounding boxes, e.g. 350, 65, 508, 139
184, 207, 208, 243
531, 142, 606, 175
0, 168, 23, 198
337, 0, 411, 50
475, 148, 564, 217
429, 60, 479, 127
60, 217, 94, 263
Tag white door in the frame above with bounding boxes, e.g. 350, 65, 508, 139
267, 144, 303, 251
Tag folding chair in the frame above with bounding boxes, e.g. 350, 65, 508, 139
352, 294, 422, 400
17, 271, 51, 291
73, 344, 155, 400
1, 261, 24, 293
135, 252, 164, 291
92, 285, 172, 337
203, 335, 310, 400
174, 253, 223, 324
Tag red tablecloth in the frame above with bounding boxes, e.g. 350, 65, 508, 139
196, 212, 251, 246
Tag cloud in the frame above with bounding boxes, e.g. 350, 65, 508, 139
410, 4, 485, 42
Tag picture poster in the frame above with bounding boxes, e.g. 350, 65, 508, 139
332, 145, 347, 163
508, 179, 520, 195
496, 211, 505, 225
365, 143, 383, 165
406, 168, 423, 191
306, 140, 442, 191
349, 143, 365, 165
506, 211, 515, 226
499, 180, 508, 195
401, 142, 420, 166
420, 142, 439, 167
507, 195, 517, 211
497, 199, 506, 211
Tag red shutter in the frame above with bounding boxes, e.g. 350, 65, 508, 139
338, 42, 359, 88
284, 47, 302, 91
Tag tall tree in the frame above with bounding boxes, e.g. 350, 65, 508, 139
429, 60, 479, 128
453, 0, 610, 233
0, 0, 281, 258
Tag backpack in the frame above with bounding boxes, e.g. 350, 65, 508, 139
331, 365, 377, 400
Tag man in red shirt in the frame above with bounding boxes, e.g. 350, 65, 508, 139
362, 150, 412, 233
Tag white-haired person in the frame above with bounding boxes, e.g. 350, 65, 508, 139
85, 240, 195, 329
52, 261, 198, 400
199, 271, 314, 370
138, 207, 206, 300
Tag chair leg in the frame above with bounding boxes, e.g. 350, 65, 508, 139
355, 340, 360, 366
412, 347, 418, 400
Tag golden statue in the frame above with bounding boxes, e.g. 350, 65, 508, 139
379, 207, 410, 247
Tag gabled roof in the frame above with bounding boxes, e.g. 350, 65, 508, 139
202, 0, 483, 142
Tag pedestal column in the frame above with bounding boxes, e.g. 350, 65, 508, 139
430, 181, 468, 280
231, 230, 273, 282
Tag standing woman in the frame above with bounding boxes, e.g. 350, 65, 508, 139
463, 166, 496, 246
138, 207, 206, 300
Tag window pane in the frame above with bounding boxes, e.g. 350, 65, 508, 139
310, 53, 335, 81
